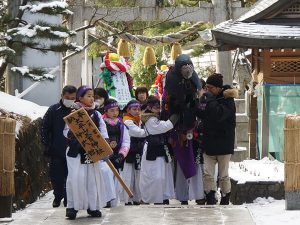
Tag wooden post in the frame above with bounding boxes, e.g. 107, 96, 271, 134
248, 91, 258, 159
284, 114, 300, 210
0, 117, 16, 219
260, 85, 270, 158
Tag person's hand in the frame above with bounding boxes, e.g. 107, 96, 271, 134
198, 89, 205, 98
169, 114, 180, 126
115, 154, 124, 165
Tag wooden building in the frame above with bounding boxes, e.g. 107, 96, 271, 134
208, 0, 300, 160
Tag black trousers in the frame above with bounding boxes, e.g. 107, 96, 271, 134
50, 156, 68, 200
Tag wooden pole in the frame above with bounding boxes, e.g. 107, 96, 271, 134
248, 92, 257, 159
106, 160, 134, 198
0, 117, 16, 219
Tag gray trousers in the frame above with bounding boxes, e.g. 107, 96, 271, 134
203, 153, 231, 194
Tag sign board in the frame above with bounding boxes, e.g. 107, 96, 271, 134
64, 108, 113, 163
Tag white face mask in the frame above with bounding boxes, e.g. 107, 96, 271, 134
63, 99, 75, 108
181, 64, 194, 79
95, 98, 105, 108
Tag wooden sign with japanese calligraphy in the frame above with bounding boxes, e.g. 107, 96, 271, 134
63, 108, 113, 163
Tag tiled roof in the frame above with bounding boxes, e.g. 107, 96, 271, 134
212, 20, 300, 48
238, 0, 292, 22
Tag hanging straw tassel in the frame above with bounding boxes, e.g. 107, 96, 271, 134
143, 47, 157, 66
117, 39, 131, 58
171, 42, 182, 61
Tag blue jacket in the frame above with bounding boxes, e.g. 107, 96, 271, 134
40, 100, 72, 158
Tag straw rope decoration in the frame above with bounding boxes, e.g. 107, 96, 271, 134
98, 21, 205, 46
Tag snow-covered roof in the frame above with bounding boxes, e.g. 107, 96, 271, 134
0, 91, 48, 121
212, 20, 300, 49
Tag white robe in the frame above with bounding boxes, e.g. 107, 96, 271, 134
175, 162, 205, 201
104, 118, 131, 206
139, 117, 175, 203
119, 120, 146, 203
64, 111, 109, 210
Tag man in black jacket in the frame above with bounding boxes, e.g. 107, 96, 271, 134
196, 73, 237, 205
41, 85, 77, 207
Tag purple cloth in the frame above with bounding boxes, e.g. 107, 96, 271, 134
171, 133, 197, 179
76, 85, 92, 102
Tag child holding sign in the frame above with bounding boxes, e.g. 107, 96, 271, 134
64, 85, 109, 220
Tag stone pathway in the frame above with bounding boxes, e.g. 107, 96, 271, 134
6, 202, 255, 225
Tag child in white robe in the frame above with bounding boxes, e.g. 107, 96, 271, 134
102, 98, 130, 207
121, 100, 147, 205
139, 95, 179, 204
64, 85, 108, 220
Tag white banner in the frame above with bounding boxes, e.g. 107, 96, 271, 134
112, 71, 133, 109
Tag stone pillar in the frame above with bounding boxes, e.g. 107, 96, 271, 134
64, 0, 83, 87
212, 0, 233, 85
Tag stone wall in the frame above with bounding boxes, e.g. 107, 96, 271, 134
230, 179, 284, 205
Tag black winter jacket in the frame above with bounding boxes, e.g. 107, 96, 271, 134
40, 101, 72, 158
196, 86, 237, 156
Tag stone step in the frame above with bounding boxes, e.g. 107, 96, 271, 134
235, 99, 246, 114
231, 146, 249, 162
236, 113, 248, 143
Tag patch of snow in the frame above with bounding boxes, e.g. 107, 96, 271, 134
43, 73, 55, 79
0, 218, 13, 222
8, 24, 37, 38
50, 30, 69, 38
0, 46, 16, 54
229, 157, 284, 184
11, 66, 29, 76
20, 1, 72, 14
247, 198, 300, 225
70, 42, 83, 51
0, 91, 48, 121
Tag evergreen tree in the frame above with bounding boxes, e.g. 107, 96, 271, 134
0, 0, 81, 87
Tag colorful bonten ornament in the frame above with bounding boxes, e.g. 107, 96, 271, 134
154, 65, 169, 99
100, 52, 134, 109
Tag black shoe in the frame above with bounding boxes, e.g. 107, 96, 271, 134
52, 198, 61, 208
125, 202, 133, 206
104, 201, 111, 208
205, 191, 217, 205
181, 201, 188, 205
163, 199, 169, 205
133, 201, 140, 205
196, 199, 206, 205
66, 208, 77, 220
220, 192, 231, 205
87, 209, 102, 217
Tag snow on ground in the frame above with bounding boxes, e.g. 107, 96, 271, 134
0, 91, 48, 121
229, 157, 284, 184
247, 198, 300, 225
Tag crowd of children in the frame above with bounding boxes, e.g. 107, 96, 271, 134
60, 85, 206, 220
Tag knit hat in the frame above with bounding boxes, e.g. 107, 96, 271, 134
145, 95, 160, 108
76, 85, 92, 102
206, 73, 223, 88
